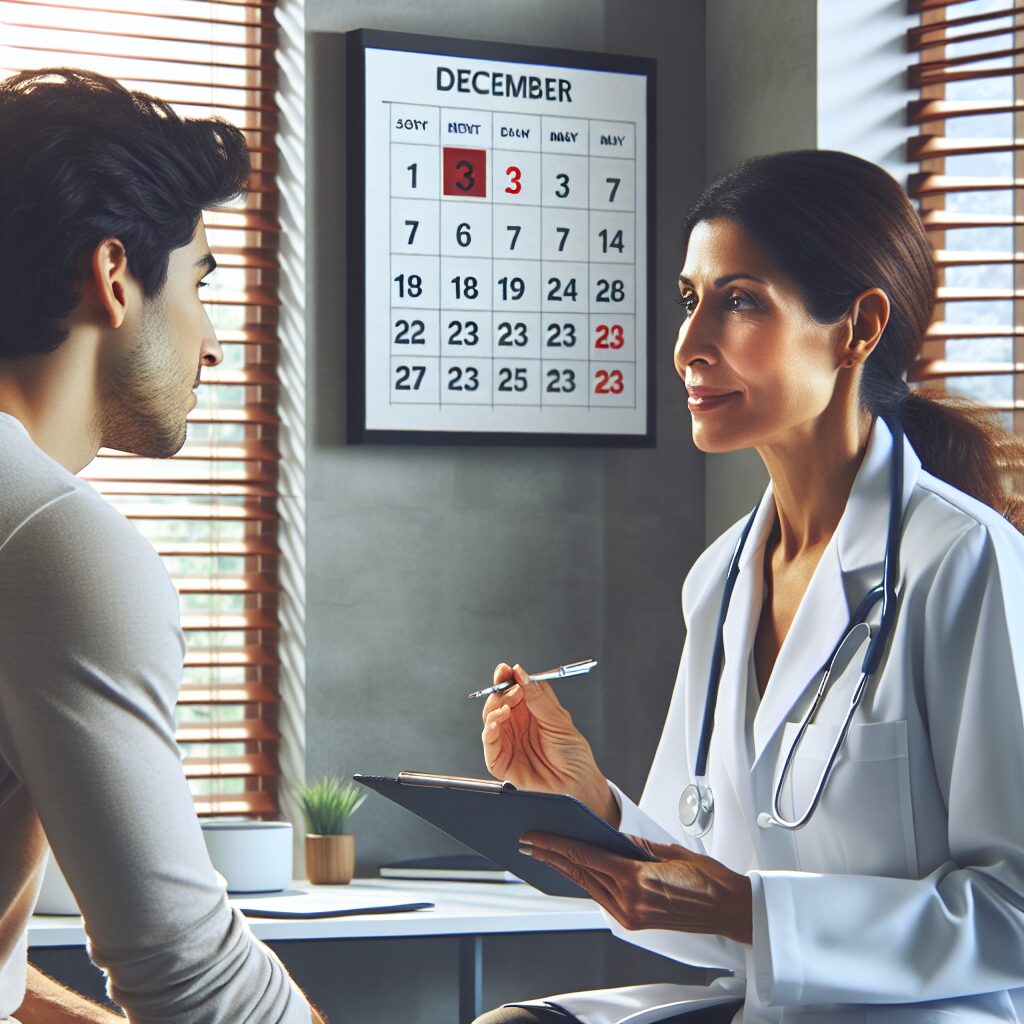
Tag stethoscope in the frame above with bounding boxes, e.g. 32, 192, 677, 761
678, 415, 905, 836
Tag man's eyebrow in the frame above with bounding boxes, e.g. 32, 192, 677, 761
195, 253, 217, 274
678, 272, 766, 288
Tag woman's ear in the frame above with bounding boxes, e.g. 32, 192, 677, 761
841, 288, 890, 369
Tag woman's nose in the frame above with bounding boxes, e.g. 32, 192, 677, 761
673, 304, 715, 380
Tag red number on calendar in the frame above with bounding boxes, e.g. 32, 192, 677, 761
594, 369, 625, 395
594, 324, 625, 350
505, 165, 522, 195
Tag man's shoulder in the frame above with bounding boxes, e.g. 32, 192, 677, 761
0, 414, 84, 544
0, 417, 171, 600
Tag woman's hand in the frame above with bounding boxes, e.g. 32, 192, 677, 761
519, 832, 753, 945
481, 662, 618, 824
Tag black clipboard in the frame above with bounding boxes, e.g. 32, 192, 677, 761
355, 772, 656, 898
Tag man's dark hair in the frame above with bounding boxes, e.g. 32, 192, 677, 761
0, 68, 250, 357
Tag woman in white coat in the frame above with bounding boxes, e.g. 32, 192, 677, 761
473, 150, 1024, 1024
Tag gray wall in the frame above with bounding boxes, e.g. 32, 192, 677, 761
306, 0, 707, 867
302, 1, 709, 1014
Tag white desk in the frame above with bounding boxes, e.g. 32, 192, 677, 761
29, 879, 609, 1022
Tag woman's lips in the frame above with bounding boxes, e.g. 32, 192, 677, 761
686, 386, 739, 412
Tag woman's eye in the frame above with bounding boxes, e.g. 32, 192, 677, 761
725, 291, 755, 311
676, 294, 697, 318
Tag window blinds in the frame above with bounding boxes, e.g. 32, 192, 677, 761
908, 0, 1024, 437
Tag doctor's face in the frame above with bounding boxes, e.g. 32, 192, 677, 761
674, 218, 845, 454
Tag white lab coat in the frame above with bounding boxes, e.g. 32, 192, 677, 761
517, 418, 1024, 1023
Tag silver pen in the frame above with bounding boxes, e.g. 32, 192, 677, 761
467, 658, 598, 699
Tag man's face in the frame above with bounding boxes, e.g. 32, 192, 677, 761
100, 221, 222, 458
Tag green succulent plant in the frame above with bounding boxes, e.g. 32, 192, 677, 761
299, 776, 367, 835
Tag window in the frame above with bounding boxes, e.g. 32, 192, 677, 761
0, 0, 286, 818
908, 0, 1024, 442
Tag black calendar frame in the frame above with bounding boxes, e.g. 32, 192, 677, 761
346, 28, 656, 447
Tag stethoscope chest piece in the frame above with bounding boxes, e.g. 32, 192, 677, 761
679, 780, 714, 837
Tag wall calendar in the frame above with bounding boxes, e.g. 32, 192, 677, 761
347, 30, 655, 445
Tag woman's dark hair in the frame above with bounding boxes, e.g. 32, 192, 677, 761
0, 68, 250, 356
683, 149, 1024, 532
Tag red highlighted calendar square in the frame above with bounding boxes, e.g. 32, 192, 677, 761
442, 147, 487, 197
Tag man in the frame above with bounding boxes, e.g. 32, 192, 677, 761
0, 69, 326, 1023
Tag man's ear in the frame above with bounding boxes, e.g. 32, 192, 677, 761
89, 239, 130, 330
839, 288, 890, 369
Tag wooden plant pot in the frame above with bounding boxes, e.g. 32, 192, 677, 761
305, 834, 355, 885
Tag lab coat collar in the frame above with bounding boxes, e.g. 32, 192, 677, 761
836, 416, 922, 575
742, 417, 922, 770
736, 417, 922, 576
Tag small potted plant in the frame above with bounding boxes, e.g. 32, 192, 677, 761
299, 776, 367, 885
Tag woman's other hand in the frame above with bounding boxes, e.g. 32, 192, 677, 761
520, 832, 753, 945
481, 662, 618, 825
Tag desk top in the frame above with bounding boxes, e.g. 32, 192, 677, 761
28, 878, 608, 947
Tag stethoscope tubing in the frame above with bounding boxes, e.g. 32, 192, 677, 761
684, 415, 905, 835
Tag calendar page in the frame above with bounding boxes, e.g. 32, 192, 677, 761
347, 31, 655, 445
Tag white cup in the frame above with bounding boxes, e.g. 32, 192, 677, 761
200, 820, 293, 893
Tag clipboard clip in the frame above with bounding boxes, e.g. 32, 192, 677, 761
398, 771, 518, 794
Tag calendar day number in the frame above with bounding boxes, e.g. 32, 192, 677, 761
594, 369, 625, 395
442, 147, 487, 198
394, 365, 426, 391
594, 324, 625, 349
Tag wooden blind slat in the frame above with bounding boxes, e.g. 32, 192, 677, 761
931, 249, 1024, 266
173, 574, 281, 595
926, 321, 1024, 338
176, 721, 279, 744
6, 0, 270, 17
910, 134, 1024, 159
909, 97, 1024, 122
109, 501, 278, 521
922, 210, 1024, 229
183, 755, 278, 780
909, 172, 1024, 195
936, 285, 1024, 300
910, 0, 1013, 12
178, 685, 280, 705
193, 794, 278, 817
913, 360, 1024, 379
185, 647, 279, 668
99, 443, 280, 462
914, 44, 1024, 75
911, 64, 1023, 87
5, 20, 276, 51
181, 610, 279, 631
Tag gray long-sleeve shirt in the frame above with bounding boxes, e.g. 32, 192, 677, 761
0, 412, 312, 1023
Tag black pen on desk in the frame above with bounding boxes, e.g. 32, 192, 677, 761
467, 658, 598, 699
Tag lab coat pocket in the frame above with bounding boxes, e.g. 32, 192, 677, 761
777, 719, 919, 879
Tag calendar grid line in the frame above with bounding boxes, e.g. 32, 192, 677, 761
388, 252, 637, 267
396, 139, 637, 164
387, 101, 393, 412
489, 115, 495, 409
437, 107, 443, 409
